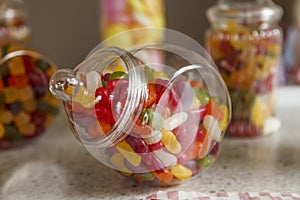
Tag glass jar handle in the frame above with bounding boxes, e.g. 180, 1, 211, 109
49, 68, 79, 102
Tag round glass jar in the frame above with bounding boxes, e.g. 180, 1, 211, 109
0, 43, 60, 148
206, 0, 283, 137
49, 29, 231, 186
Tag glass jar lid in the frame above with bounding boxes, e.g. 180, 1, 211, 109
207, 0, 283, 24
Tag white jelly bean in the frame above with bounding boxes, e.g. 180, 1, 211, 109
86, 71, 102, 93
154, 149, 177, 167
164, 112, 188, 131
203, 115, 222, 142
263, 117, 281, 135
142, 130, 162, 144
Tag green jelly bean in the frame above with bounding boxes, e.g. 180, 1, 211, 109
136, 172, 155, 181
144, 66, 154, 82
108, 71, 128, 80
193, 87, 210, 105
151, 111, 164, 130
0, 63, 9, 77
0, 93, 5, 106
35, 59, 50, 71
4, 125, 23, 144
198, 156, 212, 168
141, 108, 164, 130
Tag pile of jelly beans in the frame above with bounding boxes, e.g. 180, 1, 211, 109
63, 64, 229, 185
0, 46, 60, 148
206, 20, 282, 137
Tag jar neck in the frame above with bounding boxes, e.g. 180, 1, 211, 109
63, 47, 147, 148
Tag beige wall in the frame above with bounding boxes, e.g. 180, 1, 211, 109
24, 0, 292, 68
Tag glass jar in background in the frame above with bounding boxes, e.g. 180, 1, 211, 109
0, 0, 30, 41
49, 28, 231, 186
206, 0, 283, 137
0, 1, 60, 148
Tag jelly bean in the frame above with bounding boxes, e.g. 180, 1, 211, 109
35, 59, 50, 71
172, 79, 194, 110
153, 149, 177, 167
160, 129, 182, 154
8, 75, 29, 87
189, 80, 203, 89
193, 87, 210, 105
140, 108, 154, 124
151, 111, 164, 131
163, 112, 188, 131
22, 100, 37, 113
177, 153, 189, 165
86, 71, 102, 93
116, 140, 142, 167
9, 102, 23, 115
209, 140, 219, 156
95, 87, 110, 105
95, 105, 115, 125
153, 72, 168, 80
22, 55, 35, 72
184, 160, 200, 176
198, 156, 212, 168
170, 164, 192, 181
203, 115, 222, 141
3, 125, 22, 143
124, 158, 150, 173
142, 130, 162, 145
148, 141, 164, 151
114, 65, 125, 72
188, 106, 207, 123
0, 124, 4, 139
0, 80, 3, 92
110, 153, 132, 176
17, 86, 34, 102
8, 57, 26, 75
31, 111, 47, 126
71, 111, 97, 129
3, 87, 18, 103
88, 121, 109, 138
218, 104, 229, 131
190, 97, 201, 109
144, 66, 154, 82
0, 109, 14, 124
108, 71, 127, 81
133, 123, 152, 135
134, 172, 155, 182
126, 135, 166, 172
144, 83, 157, 108
152, 170, 173, 183
73, 86, 95, 108
14, 112, 30, 127
0, 63, 9, 78
19, 123, 36, 136
206, 99, 224, 121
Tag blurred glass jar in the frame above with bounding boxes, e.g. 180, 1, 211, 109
206, 0, 283, 137
0, 0, 30, 41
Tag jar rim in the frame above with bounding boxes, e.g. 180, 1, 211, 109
206, 0, 283, 24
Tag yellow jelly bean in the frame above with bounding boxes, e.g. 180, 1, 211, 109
251, 96, 270, 127
73, 86, 95, 108
64, 85, 74, 96
153, 71, 168, 80
114, 65, 126, 73
19, 123, 36, 136
110, 153, 132, 176
116, 140, 141, 167
3, 87, 18, 103
0, 109, 14, 124
190, 97, 201, 109
219, 105, 229, 131
161, 129, 182, 154
0, 124, 5, 139
8, 57, 25, 75
170, 164, 192, 181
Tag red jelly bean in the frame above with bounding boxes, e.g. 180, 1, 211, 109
95, 104, 115, 125
148, 141, 164, 151
95, 87, 110, 105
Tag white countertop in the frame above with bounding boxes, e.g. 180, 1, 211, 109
1, 86, 300, 200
